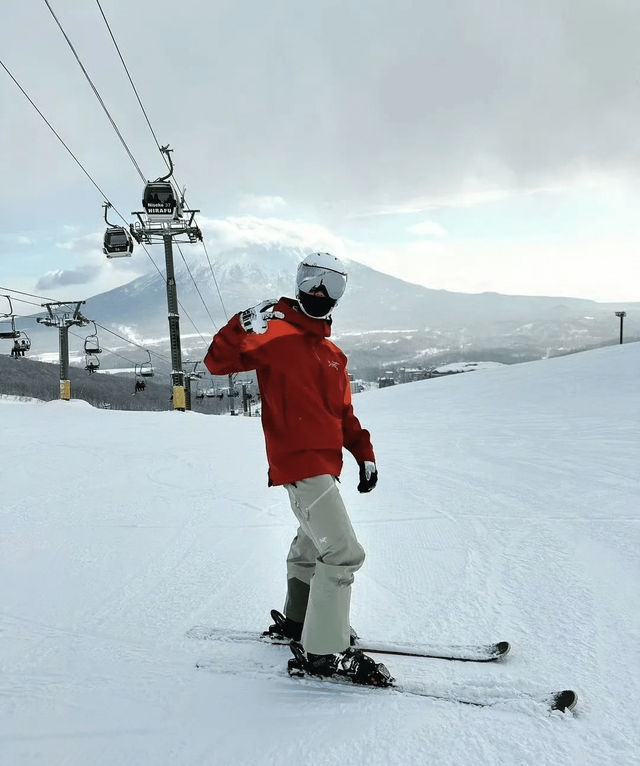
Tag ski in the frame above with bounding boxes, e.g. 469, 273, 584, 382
194, 657, 577, 714
186, 625, 510, 662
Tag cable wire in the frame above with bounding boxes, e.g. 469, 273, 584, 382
94, 0, 169, 170
200, 237, 228, 322
1, 61, 211, 348
90, 3, 228, 325
42, 0, 147, 183
91, 321, 171, 364
1, 59, 114, 204
0, 285, 170, 364
176, 244, 218, 331
69, 328, 138, 366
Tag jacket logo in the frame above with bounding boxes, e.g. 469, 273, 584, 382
328, 361, 340, 369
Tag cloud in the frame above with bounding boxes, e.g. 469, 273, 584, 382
408, 221, 447, 238
17, 235, 33, 245
55, 232, 102, 251
36, 266, 98, 289
237, 194, 287, 212
199, 215, 346, 257
4, 0, 640, 223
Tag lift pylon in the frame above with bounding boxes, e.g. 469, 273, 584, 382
36, 302, 89, 400
127, 146, 201, 411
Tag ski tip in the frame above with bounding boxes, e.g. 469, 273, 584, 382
495, 641, 511, 657
550, 690, 578, 712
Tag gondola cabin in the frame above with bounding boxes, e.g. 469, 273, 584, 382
142, 181, 182, 222
104, 226, 134, 257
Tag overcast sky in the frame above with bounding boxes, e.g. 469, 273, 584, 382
2, 0, 640, 313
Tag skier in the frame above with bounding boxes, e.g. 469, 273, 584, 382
204, 252, 391, 686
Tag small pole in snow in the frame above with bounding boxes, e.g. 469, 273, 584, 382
615, 311, 626, 345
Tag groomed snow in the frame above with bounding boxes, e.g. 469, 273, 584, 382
1, 343, 639, 765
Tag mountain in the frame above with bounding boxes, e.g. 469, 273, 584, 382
20, 244, 640, 376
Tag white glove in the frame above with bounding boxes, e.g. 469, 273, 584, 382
239, 299, 284, 334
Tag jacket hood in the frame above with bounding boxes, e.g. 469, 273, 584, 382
275, 297, 332, 338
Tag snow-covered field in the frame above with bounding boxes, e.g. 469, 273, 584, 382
1, 343, 639, 765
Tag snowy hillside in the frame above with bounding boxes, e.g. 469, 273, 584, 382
2, 343, 639, 765
20, 242, 640, 371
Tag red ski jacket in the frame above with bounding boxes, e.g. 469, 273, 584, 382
204, 297, 375, 485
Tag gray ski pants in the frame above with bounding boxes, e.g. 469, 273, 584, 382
283, 474, 365, 655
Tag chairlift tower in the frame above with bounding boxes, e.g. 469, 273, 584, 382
227, 373, 239, 416
129, 146, 202, 412
36, 301, 89, 400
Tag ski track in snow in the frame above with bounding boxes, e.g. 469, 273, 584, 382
1, 344, 639, 765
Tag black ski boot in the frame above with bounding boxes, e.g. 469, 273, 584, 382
338, 646, 393, 686
262, 609, 303, 642
263, 610, 358, 646
288, 642, 393, 687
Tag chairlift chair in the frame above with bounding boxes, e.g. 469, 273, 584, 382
0, 295, 19, 339
17, 331, 31, 352
84, 322, 102, 355
135, 350, 154, 378
85, 355, 100, 373
0, 316, 19, 339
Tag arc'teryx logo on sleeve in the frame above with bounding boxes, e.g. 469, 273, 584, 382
328, 360, 341, 369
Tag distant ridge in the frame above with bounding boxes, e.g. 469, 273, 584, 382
16, 244, 640, 373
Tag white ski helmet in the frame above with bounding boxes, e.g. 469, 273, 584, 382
295, 252, 348, 319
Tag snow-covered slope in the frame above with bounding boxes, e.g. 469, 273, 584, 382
2, 343, 639, 765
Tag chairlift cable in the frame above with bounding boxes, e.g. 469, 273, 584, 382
0, 62, 137, 244
171, 303, 209, 346
93, 0, 169, 170
176, 244, 218, 332
90, 3, 229, 324
42, 0, 147, 184
0, 59, 115, 206
0, 296, 44, 309
0, 284, 171, 363
199, 237, 229, 321
0, 284, 84, 316
1, 280, 206, 360
1, 62, 210, 347
68, 329, 137, 366
90, 321, 171, 364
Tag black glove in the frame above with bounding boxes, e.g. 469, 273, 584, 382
357, 461, 378, 493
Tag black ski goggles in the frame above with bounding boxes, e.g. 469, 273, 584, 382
297, 265, 347, 301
